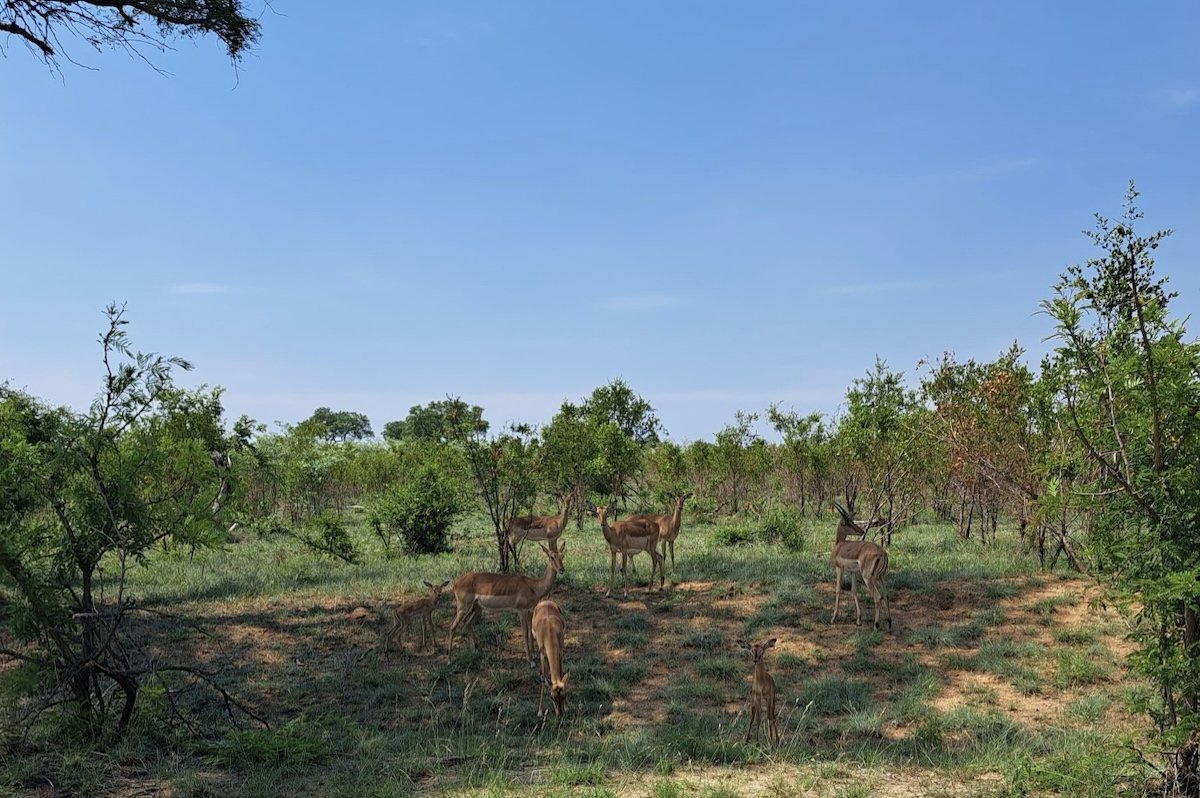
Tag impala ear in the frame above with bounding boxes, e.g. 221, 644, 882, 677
423, 580, 433, 588
736, 639, 750, 650
439, 580, 450, 589
765, 638, 777, 648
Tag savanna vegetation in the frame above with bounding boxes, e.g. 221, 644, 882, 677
2, 184, 1199, 797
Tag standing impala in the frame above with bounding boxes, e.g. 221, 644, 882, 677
627, 491, 692, 575
831, 503, 892, 631
531, 599, 568, 718
586, 500, 663, 597
385, 579, 450, 657
737, 637, 779, 746
446, 544, 565, 663
506, 491, 572, 565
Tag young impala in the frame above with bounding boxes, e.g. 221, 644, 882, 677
737, 637, 779, 746
384, 580, 450, 657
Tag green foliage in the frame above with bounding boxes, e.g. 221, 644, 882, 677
1040, 183, 1200, 769
383, 400, 486, 443
368, 462, 463, 555
762, 505, 805, 551
0, 304, 244, 738
303, 407, 374, 443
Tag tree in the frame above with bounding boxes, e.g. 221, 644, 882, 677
304, 407, 374, 443
581, 379, 663, 446
444, 397, 538, 572
0, 305, 257, 737
383, 400, 487, 444
834, 358, 928, 541
1041, 183, 1200, 791
766, 405, 831, 514
2, 0, 260, 69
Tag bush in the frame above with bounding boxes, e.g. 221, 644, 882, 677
369, 463, 463, 555
762, 505, 805, 551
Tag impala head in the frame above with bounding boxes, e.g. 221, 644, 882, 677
543, 673, 569, 717
833, 503, 868, 542
423, 579, 451, 596
737, 637, 777, 663
539, 543, 566, 574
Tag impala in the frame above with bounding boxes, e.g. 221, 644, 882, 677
831, 503, 892, 631
506, 491, 572, 565
446, 544, 565, 663
737, 637, 779, 746
531, 599, 569, 718
385, 579, 449, 657
627, 491, 692, 574
586, 500, 664, 597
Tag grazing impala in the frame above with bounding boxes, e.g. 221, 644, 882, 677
531, 599, 568, 718
446, 544, 565, 663
385, 579, 450, 657
506, 491, 572, 565
737, 637, 779, 746
831, 503, 892, 631
627, 491, 692, 574
586, 500, 664, 597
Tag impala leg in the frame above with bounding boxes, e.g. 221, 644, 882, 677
608, 551, 617, 597
832, 565, 843, 623
849, 571, 864, 626
745, 697, 760, 743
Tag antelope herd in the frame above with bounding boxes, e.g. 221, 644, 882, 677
383, 492, 894, 742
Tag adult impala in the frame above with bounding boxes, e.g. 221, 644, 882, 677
586, 500, 664, 597
385, 579, 450, 657
831, 503, 892, 631
506, 491, 572, 565
737, 637, 779, 746
627, 491, 692, 574
446, 544, 565, 663
531, 599, 569, 718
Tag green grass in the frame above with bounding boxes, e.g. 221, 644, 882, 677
1, 513, 1152, 798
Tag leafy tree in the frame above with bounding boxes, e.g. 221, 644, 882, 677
383, 400, 487, 444
711, 411, 770, 515
920, 346, 1043, 546
305, 407, 374, 443
581, 379, 663, 445
2, 0, 260, 69
0, 305, 256, 737
766, 405, 831, 514
368, 462, 464, 556
445, 397, 538, 571
834, 358, 928, 541
1041, 183, 1200, 789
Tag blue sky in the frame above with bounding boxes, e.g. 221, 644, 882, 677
3, 2, 1198, 443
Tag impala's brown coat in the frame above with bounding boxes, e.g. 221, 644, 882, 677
506, 492, 572, 561
531, 599, 568, 718
831, 504, 892, 631
587, 501, 663, 597
627, 491, 691, 574
737, 637, 779, 745
385, 579, 449, 656
446, 545, 565, 662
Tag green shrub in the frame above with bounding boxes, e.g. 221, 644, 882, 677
368, 462, 463, 555
762, 506, 805, 551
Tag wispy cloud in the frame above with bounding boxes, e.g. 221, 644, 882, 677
168, 283, 230, 296
604, 294, 681, 311
1151, 84, 1200, 113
